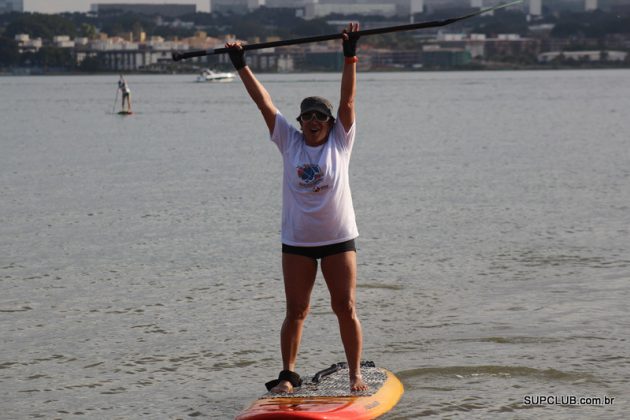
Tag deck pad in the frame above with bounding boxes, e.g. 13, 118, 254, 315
262, 364, 386, 398
237, 362, 404, 420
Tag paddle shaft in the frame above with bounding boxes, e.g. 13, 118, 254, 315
113, 87, 119, 113
172, 0, 521, 61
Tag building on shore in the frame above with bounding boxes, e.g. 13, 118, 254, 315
538, 50, 627, 63
14, 33, 42, 53
12, 28, 545, 72
529, 0, 542, 16
90, 3, 196, 17
585, 0, 598, 11
210, 0, 425, 18
209, 0, 264, 14
0, 0, 23, 13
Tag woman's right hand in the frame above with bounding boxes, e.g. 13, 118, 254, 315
342, 22, 360, 57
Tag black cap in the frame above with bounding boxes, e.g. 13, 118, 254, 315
299, 96, 334, 119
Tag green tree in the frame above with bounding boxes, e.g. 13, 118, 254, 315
0, 36, 20, 66
25, 46, 74, 69
289, 18, 334, 37
78, 54, 105, 72
471, 11, 529, 36
99, 13, 156, 37
5, 13, 76, 40
79, 23, 97, 39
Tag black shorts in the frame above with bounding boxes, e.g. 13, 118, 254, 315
282, 239, 356, 260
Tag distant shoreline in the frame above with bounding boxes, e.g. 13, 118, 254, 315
2, 64, 630, 76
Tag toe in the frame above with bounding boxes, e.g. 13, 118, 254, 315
271, 380, 293, 394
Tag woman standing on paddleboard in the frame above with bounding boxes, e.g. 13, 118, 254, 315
226, 23, 367, 393
118, 75, 132, 113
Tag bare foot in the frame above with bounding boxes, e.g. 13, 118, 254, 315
350, 374, 368, 392
270, 379, 293, 394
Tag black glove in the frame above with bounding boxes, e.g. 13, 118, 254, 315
227, 47, 246, 70
342, 32, 360, 57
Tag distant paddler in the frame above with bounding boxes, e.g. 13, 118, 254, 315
117, 75, 132, 113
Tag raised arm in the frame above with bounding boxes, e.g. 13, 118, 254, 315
338, 23, 360, 132
226, 43, 278, 135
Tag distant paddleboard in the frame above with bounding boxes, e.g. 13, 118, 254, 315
117, 110, 133, 115
237, 361, 404, 420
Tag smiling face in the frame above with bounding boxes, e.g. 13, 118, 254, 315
298, 97, 335, 147
299, 112, 334, 146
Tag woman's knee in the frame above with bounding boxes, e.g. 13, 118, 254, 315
286, 303, 310, 321
331, 299, 356, 319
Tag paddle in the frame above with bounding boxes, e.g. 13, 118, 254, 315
172, 0, 522, 62
112, 86, 119, 114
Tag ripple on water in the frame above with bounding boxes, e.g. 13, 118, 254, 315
358, 282, 404, 290
397, 365, 598, 383
390, 364, 611, 419
0, 305, 33, 313
491, 248, 630, 272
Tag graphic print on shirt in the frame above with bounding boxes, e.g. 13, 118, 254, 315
297, 163, 329, 193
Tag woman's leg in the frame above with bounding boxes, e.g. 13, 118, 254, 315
272, 253, 318, 393
321, 251, 368, 391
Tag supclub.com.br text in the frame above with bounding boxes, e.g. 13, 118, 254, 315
523, 395, 615, 406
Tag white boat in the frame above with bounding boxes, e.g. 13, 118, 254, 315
196, 69, 235, 82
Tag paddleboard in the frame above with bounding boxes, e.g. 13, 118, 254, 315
117, 110, 133, 115
236, 362, 403, 420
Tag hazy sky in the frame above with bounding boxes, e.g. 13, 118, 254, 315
25, 0, 211, 14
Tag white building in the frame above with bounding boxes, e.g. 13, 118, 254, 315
53, 35, 75, 48
305, 2, 397, 19
91, 3, 196, 17
302, 0, 426, 19
410, 0, 424, 15
529, 0, 542, 16
266, 0, 310, 7
0, 0, 23, 13
14, 33, 42, 52
585, 0, 597, 11
211, 0, 425, 18
210, 0, 264, 14
346, 0, 425, 16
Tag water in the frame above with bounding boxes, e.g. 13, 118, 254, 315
1, 70, 629, 419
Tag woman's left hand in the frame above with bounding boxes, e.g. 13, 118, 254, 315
225, 42, 247, 70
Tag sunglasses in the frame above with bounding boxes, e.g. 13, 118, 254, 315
298, 111, 331, 123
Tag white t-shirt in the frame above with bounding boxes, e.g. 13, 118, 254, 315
271, 112, 359, 247
118, 81, 130, 94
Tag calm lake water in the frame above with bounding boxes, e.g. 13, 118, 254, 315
1, 70, 629, 419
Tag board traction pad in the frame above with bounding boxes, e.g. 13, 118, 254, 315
261, 365, 387, 399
